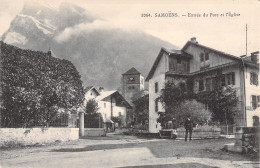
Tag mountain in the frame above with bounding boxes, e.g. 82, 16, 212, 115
1, 2, 177, 89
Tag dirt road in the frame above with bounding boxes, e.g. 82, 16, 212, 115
0, 135, 259, 168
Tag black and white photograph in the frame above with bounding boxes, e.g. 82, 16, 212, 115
0, 0, 259, 167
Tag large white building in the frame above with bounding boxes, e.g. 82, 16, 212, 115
146, 38, 259, 133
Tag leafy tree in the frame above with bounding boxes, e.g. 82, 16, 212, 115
85, 99, 99, 117
0, 42, 84, 127
196, 86, 239, 125
157, 81, 211, 128
131, 91, 149, 127
84, 99, 100, 128
111, 116, 122, 126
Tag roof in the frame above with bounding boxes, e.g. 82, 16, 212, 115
146, 39, 259, 81
145, 48, 191, 81
182, 41, 241, 61
96, 90, 132, 109
84, 86, 100, 96
96, 90, 117, 101
123, 67, 141, 75
84, 86, 94, 92
104, 118, 114, 123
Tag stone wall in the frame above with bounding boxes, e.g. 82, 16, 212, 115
84, 128, 106, 137
0, 128, 79, 147
177, 126, 221, 138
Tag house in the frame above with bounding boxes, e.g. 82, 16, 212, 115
84, 87, 132, 129
146, 37, 259, 133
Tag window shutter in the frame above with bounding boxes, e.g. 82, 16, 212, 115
252, 95, 257, 110
155, 99, 158, 112
231, 72, 235, 85
221, 74, 226, 86
200, 53, 204, 62
258, 96, 260, 107
155, 82, 158, 93
256, 74, 258, 86
250, 72, 253, 85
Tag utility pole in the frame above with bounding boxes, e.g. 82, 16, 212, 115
246, 24, 248, 56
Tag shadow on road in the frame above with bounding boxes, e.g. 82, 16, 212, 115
52, 143, 138, 152
119, 163, 218, 168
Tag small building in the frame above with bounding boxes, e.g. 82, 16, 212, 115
146, 37, 259, 133
84, 87, 132, 130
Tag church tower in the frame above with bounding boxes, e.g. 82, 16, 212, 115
121, 67, 144, 104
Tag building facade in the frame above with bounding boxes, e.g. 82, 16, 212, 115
84, 87, 132, 127
121, 67, 145, 104
146, 38, 259, 133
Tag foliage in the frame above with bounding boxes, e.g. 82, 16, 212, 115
196, 86, 239, 125
0, 42, 84, 127
157, 81, 211, 128
131, 91, 149, 126
111, 116, 122, 126
84, 99, 100, 128
84, 99, 99, 118
157, 76, 239, 128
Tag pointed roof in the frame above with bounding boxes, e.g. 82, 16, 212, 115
47, 49, 57, 58
123, 67, 141, 75
96, 90, 132, 109
84, 86, 100, 96
145, 48, 191, 81
84, 86, 94, 92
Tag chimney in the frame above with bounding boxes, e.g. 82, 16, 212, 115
251, 51, 259, 64
99, 87, 104, 92
47, 50, 51, 56
190, 37, 198, 43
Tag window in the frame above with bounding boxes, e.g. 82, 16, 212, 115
119, 112, 122, 116
205, 53, 209, 60
199, 79, 204, 91
250, 72, 258, 86
226, 72, 235, 85
251, 95, 260, 110
169, 56, 176, 71
155, 82, 158, 93
177, 58, 181, 64
221, 75, 226, 86
104, 103, 106, 108
200, 52, 210, 69
155, 99, 159, 112
200, 53, 204, 62
206, 78, 211, 91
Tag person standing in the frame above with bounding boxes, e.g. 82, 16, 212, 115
184, 114, 193, 141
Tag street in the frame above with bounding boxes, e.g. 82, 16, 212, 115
0, 134, 259, 168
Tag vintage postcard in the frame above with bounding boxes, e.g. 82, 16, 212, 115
0, 0, 259, 167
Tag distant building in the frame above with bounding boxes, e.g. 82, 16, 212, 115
146, 37, 259, 133
84, 87, 132, 129
121, 67, 145, 104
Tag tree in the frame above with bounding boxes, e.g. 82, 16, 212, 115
197, 86, 239, 125
157, 81, 211, 128
1, 42, 84, 127
84, 99, 100, 128
111, 116, 122, 127
131, 91, 149, 128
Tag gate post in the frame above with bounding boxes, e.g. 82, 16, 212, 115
79, 112, 84, 136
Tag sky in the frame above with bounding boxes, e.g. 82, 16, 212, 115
0, 0, 259, 56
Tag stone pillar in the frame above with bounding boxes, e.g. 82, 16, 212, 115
79, 112, 84, 136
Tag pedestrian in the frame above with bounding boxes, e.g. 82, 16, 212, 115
184, 114, 193, 141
